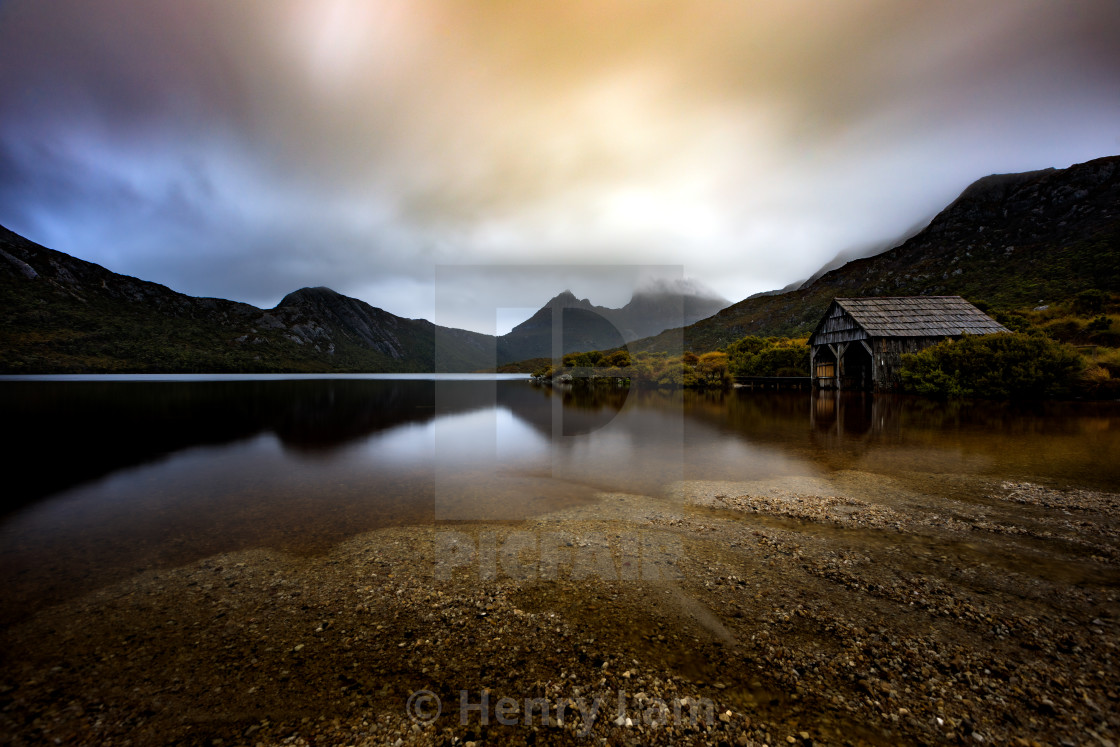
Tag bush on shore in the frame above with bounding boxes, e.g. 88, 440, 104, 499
725, 336, 809, 377
534, 349, 732, 389
900, 333, 1084, 399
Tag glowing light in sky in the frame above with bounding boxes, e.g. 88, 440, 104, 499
0, 0, 1117, 333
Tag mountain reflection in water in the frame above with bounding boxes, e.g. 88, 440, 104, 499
1, 377, 1118, 625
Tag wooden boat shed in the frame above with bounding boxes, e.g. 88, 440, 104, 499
808, 296, 1009, 391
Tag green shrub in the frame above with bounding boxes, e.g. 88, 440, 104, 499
726, 336, 809, 376
1090, 330, 1120, 347
901, 333, 1083, 399
1043, 319, 1083, 343
992, 310, 1034, 333
562, 350, 606, 367
1088, 315, 1114, 332
1085, 347, 1120, 378
1073, 289, 1108, 316
696, 352, 732, 388
605, 350, 631, 368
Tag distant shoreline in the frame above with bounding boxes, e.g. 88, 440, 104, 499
0, 372, 533, 382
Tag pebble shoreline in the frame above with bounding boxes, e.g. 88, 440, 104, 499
1, 478, 1118, 746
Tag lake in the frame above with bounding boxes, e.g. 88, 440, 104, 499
2, 375, 1117, 624
2, 376, 1119, 745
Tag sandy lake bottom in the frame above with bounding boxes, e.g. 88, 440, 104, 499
2, 381, 1119, 745
3, 473, 1118, 746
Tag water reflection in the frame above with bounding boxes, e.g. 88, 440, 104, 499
1, 378, 1119, 625
496, 380, 631, 438
2, 379, 498, 510
675, 388, 1120, 501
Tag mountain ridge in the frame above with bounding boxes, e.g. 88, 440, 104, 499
4, 154, 1117, 371
0, 226, 495, 373
495, 287, 726, 363
0, 226, 725, 372
629, 154, 1120, 353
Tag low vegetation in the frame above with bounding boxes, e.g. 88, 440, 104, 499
532, 291, 1120, 399
532, 336, 809, 389
724, 336, 809, 378
969, 289, 1120, 398
492, 357, 552, 374
988, 289, 1120, 346
899, 333, 1086, 399
532, 349, 728, 389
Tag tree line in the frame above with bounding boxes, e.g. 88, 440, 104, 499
533, 289, 1120, 398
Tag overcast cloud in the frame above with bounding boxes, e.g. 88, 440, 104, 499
1, 0, 1118, 333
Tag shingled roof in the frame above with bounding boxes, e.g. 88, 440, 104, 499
833, 296, 1009, 337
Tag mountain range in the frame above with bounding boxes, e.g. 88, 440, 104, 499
495, 288, 726, 363
0, 226, 724, 373
2, 154, 1117, 372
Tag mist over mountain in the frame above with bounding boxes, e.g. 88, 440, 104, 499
795, 216, 934, 291
3, 154, 1116, 372
494, 287, 727, 363
630, 155, 1120, 353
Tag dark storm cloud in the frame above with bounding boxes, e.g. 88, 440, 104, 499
0, 1, 1118, 330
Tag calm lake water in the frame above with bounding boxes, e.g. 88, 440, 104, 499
2, 375, 1119, 624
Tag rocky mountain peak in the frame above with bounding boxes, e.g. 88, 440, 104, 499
277, 286, 343, 308
545, 290, 594, 309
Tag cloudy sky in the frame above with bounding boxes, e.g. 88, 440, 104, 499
1, 1, 1118, 333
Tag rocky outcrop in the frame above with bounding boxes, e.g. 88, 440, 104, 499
276, 287, 407, 358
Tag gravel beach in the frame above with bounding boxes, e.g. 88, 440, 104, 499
2, 475, 1118, 746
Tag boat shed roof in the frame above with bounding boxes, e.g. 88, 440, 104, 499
814, 296, 1010, 341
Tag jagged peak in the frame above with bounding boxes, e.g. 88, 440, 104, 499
544, 289, 593, 308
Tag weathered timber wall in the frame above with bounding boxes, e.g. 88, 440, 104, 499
811, 303, 870, 346
870, 336, 946, 391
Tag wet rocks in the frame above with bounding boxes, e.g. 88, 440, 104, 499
2, 472, 1119, 745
